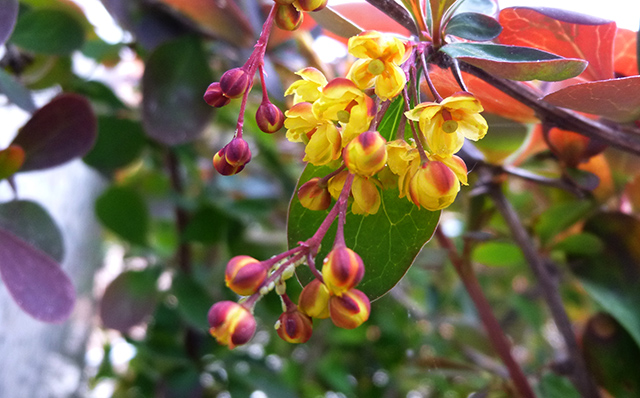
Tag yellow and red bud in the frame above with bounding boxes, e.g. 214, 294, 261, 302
219, 68, 252, 99
409, 161, 460, 210
256, 101, 285, 134
275, 3, 303, 31
296, 0, 328, 12
203, 82, 231, 108
275, 307, 314, 343
298, 177, 332, 211
298, 279, 331, 319
329, 288, 371, 329
225, 255, 267, 296
213, 137, 252, 176
351, 175, 381, 215
327, 170, 349, 199
343, 131, 387, 177
322, 246, 365, 295
0, 145, 25, 180
208, 301, 257, 349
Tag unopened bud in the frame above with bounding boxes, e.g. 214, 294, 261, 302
296, 0, 328, 12
256, 101, 285, 134
225, 255, 267, 296
343, 131, 388, 177
408, 161, 460, 210
298, 177, 331, 211
220, 68, 252, 99
298, 279, 331, 319
203, 82, 231, 108
275, 3, 303, 31
208, 301, 257, 349
322, 246, 365, 295
213, 137, 252, 176
329, 288, 370, 329
276, 307, 313, 343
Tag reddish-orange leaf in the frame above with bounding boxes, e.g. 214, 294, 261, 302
614, 28, 639, 77
579, 154, 614, 201
543, 76, 640, 122
426, 65, 539, 123
0, 145, 25, 180
498, 7, 616, 81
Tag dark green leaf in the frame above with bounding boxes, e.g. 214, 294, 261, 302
377, 96, 406, 142
536, 372, 581, 398
0, 200, 64, 262
0, 0, 18, 46
553, 232, 603, 256
444, 12, 502, 41
288, 165, 440, 300
440, 42, 587, 81
70, 80, 127, 111
534, 200, 594, 246
182, 205, 229, 244
10, 9, 85, 55
142, 35, 213, 146
0, 68, 35, 112
472, 241, 524, 267
95, 186, 149, 246
83, 116, 146, 172
172, 273, 212, 330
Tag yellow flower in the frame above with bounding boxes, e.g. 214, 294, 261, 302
284, 102, 342, 166
386, 139, 420, 199
405, 92, 488, 158
347, 31, 410, 101
351, 175, 382, 215
284, 67, 328, 104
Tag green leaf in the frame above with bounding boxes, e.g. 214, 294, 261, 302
534, 200, 594, 246
287, 165, 440, 300
83, 116, 146, 172
444, 12, 502, 41
0, 68, 35, 112
472, 241, 524, 267
95, 186, 150, 246
440, 42, 587, 81
536, 372, 581, 398
553, 232, 603, 256
10, 9, 85, 55
181, 205, 229, 244
377, 96, 406, 142
172, 272, 212, 330
473, 113, 528, 163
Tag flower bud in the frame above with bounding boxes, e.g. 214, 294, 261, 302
256, 101, 285, 134
203, 82, 231, 108
220, 68, 252, 99
213, 137, 252, 175
408, 161, 460, 211
298, 279, 331, 319
276, 307, 313, 343
0, 145, 25, 180
275, 3, 303, 31
322, 246, 365, 295
351, 175, 381, 215
329, 288, 370, 329
343, 131, 388, 177
225, 255, 267, 296
296, 0, 328, 12
208, 301, 257, 349
298, 177, 331, 211
327, 170, 349, 199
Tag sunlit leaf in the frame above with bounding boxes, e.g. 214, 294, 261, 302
534, 200, 594, 246
142, 35, 213, 146
22, 55, 73, 90
83, 116, 146, 172
441, 42, 587, 81
472, 241, 524, 267
614, 28, 639, 77
553, 232, 603, 257
377, 96, 406, 142
0, 145, 25, 180
10, 9, 85, 55
0, 227, 74, 322
0, 0, 18, 46
543, 76, 640, 123
100, 269, 159, 332
95, 186, 149, 246
0, 67, 36, 112
444, 12, 502, 41
11, 94, 97, 171
498, 7, 616, 81
473, 113, 528, 163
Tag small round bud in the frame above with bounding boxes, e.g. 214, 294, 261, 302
298, 279, 331, 319
343, 131, 388, 177
225, 255, 267, 296
329, 288, 370, 329
203, 82, 231, 108
275, 3, 303, 31
220, 68, 252, 99
208, 301, 257, 349
296, 0, 328, 12
276, 307, 313, 343
256, 101, 285, 134
298, 177, 331, 211
408, 161, 460, 210
213, 137, 252, 176
322, 246, 365, 295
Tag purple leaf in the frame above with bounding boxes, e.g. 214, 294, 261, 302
0, 0, 19, 46
0, 227, 75, 323
99, 269, 158, 332
11, 94, 97, 172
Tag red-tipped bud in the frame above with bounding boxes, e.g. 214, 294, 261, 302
275, 3, 303, 31
296, 0, 328, 12
256, 101, 285, 134
298, 177, 331, 211
322, 246, 365, 295
329, 288, 370, 329
408, 161, 460, 211
343, 131, 388, 177
203, 82, 231, 108
276, 306, 313, 343
208, 301, 257, 349
298, 279, 331, 319
0, 145, 25, 180
213, 137, 252, 175
220, 68, 252, 99
225, 255, 267, 296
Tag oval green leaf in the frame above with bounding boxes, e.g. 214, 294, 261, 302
83, 116, 146, 172
10, 9, 85, 55
444, 12, 502, 41
287, 165, 440, 300
472, 241, 524, 267
440, 42, 587, 81
95, 186, 149, 246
